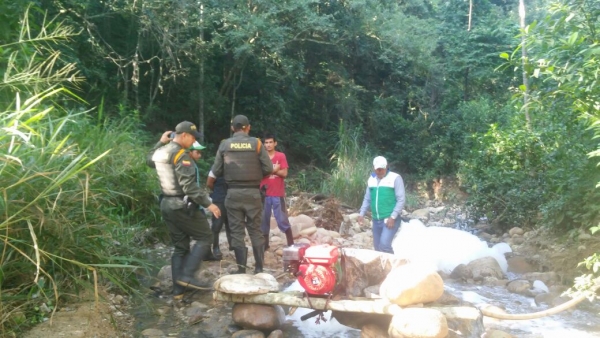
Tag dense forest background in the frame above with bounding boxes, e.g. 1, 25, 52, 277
1, 0, 599, 334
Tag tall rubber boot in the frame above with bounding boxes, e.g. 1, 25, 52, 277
233, 247, 247, 274
284, 228, 294, 246
212, 231, 223, 260
176, 243, 213, 290
263, 233, 270, 251
253, 245, 264, 274
171, 256, 185, 297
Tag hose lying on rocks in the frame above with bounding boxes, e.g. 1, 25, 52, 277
481, 279, 600, 320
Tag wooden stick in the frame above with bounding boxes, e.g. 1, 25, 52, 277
213, 291, 482, 320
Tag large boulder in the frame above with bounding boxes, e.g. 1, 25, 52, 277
388, 308, 448, 338
341, 248, 408, 297
380, 264, 444, 307
232, 304, 285, 331
466, 257, 504, 281
289, 214, 315, 230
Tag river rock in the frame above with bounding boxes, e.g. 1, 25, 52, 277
341, 248, 408, 297
506, 256, 535, 274
380, 264, 444, 306
299, 226, 318, 237
509, 227, 524, 236
214, 273, 279, 295
232, 304, 285, 331
409, 207, 430, 220
232, 329, 265, 338
442, 306, 484, 338
141, 328, 165, 337
466, 257, 504, 281
506, 280, 531, 295
521, 272, 559, 286
266, 330, 283, 338
333, 311, 392, 330
361, 323, 390, 338
483, 329, 514, 338
289, 214, 315, 230
388, 308, 448, 338
450, 264, 472, 281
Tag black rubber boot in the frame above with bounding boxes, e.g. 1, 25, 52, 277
284, 228, 294, 246
212, 231, 223, 260
176, 244, 213, 290
171, 255, 185, 296
263, 233, 270, 251
232, 247, 247, 274
253, 245, 264, 274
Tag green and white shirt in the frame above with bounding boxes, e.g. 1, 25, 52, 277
359, 171, 405, 220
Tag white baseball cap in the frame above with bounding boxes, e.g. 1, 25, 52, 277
373, 156, 387, 169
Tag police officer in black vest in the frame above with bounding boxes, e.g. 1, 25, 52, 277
210, 115, 273, 273
147, 121, 221, 296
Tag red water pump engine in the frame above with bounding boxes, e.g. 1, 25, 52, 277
283, 244, 339, 296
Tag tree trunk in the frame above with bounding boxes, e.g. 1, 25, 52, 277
519, 0, 531, 128
198, 1, 205, 143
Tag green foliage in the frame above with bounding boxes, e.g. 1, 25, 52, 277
460, 118, 600, 230
321, 123, 373, 207
461, 0, 600, 231
0, 7, 159, 335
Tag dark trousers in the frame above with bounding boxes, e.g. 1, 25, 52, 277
261, 196, 291, 233
225, 188, 264, 248
161, 199, 212, 256
212, 202, 231, 246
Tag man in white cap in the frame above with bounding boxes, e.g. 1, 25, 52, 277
358, 156, 405, 254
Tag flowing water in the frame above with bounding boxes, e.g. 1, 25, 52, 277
131, 224, 599, 337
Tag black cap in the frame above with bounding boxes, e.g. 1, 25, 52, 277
175, 121, 202, 139
231, 115, 250, 129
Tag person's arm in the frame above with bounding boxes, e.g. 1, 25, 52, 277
206, 171, 217, 189
146, 131, 172, 168
390, 174, 406, 220
274, 153, 288, 178
358, 185, 371, 217
211, 143, 225, 178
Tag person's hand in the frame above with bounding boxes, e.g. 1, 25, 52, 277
208, 204, 221, 218
386, 217, 395, 229
357, 215, 364, 225
160, 130, 173, 144
272, 162, 280, 174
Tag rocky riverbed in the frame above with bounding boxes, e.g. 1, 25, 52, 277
24, 196, 600, 338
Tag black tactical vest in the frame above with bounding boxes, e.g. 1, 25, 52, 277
151, 142, 185, 196
221, 136, 263, 187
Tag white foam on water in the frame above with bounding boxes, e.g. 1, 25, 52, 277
391, 219, 508, 274
284, 280, 360, 337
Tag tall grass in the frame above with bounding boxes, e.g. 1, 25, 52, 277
321, 123, 373, 207
0, 7, 160, 335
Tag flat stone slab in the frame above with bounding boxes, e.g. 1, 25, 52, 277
214, 273, 280, 295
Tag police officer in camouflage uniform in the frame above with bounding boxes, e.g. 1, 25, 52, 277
210, 115, 273, 274
147, 121, 221, 295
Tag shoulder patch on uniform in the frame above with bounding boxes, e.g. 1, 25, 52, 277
173, 149, 186, 164
181, 160, 191, 166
